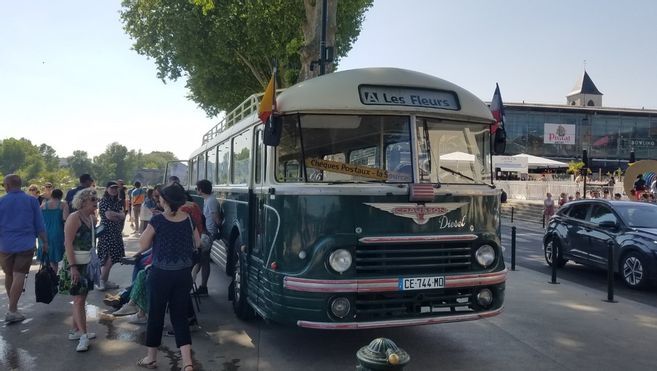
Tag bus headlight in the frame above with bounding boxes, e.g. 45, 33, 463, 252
475, 245, 496, 267
329, 249, 352, 273
476, 289, 493, 308
330, 297, 351, 318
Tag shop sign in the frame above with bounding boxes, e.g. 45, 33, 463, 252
544, 123, 575, 144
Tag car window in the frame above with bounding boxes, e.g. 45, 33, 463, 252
557, 205, 571, 215
615, 204, 657, 228
568, 204, 589, 220
589, 205, 618, 225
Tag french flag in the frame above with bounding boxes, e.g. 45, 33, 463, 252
490, 83, 504, 134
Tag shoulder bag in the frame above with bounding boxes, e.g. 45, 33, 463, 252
35, 254, 58, 304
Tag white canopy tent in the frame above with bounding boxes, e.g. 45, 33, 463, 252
439, 151, 475, 162
512, 153, 568, 169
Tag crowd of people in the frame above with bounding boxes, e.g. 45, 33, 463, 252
542, 174, 657, 225
0, 173, 221, 370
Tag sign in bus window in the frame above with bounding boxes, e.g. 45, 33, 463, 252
276, 114, 410, 183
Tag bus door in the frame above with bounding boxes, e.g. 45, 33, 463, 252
250, 128, 268, 306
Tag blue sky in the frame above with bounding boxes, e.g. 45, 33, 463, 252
2, 1, 656, 160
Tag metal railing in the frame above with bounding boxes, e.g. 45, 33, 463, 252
201, 88, 286, 145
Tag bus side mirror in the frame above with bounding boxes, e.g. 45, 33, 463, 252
493, 127, 506, 155
263, 115, 282, 146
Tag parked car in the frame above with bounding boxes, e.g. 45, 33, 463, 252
543, 199, 657, 289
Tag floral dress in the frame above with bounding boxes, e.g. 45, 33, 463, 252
59, 220, 94, 296
97, 196, 125, 264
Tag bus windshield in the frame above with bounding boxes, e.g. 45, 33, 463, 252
275, 114, 492, 184
416, 118, 492, 185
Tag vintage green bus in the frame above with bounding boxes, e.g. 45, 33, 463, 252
172, 67, 506, 329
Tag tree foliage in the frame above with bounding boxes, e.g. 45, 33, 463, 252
67, 150, 95, 177
120, 0, 373, 115
0, 137, 179, 191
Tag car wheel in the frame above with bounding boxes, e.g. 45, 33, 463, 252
231, 248, 256, 320
544, 239, 567, 268
621, 251, 650, 289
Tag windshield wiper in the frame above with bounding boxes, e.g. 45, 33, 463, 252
439, 166, 477, 182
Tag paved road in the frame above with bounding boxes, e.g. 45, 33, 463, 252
501, 218, 657, 308
2, 223, 657, 370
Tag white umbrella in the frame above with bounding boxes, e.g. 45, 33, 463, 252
512, 153, 568, 168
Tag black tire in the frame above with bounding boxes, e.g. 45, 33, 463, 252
544, 239, 567, 268
225, 237, 236, 277
231, 249, 256, 320
620, 251, 650, 289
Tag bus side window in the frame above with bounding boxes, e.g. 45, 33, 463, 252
255, 129, 265, 184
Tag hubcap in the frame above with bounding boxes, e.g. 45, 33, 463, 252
545, 241, 555, 264
623, 256, 643, 286
234, 259, 241, 301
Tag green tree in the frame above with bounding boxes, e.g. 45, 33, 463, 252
39, 143, 60, 171
566, 161, 585, 175
142, 151, 178, 169
94, 143, 129, 184
67, 150, 95, 177
120, 0, 372, 115
0, 138, 29, 174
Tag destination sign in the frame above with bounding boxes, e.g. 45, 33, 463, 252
359, 85, 460, 111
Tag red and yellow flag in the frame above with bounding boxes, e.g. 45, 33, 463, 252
258, 70, 277, 123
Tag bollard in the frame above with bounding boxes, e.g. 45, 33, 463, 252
511, 226, 517, 271
604, 239, 617, 303
549, 242, 559, 284
357, 338, 410, 371
511, 206, 514, 223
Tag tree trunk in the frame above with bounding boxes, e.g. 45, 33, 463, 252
298, 0, 337, 82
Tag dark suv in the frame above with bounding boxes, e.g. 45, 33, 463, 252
543, 199, 657, 289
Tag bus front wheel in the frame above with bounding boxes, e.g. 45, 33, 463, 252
231, 248, 255, 320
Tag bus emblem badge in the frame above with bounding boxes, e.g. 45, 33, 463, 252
364, 202, 468, 225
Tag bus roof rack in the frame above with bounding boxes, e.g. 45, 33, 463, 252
202, 89, 285, 145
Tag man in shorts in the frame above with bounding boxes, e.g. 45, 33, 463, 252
0, 174, 48, 324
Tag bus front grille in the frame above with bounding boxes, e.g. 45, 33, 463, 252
355, 243, 472, 276
355, 289, 474, 321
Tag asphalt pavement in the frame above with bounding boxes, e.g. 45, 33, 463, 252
2, 222, 657, 370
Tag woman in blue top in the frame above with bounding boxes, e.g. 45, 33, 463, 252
38, 188, 69, 271
135, 184, 200, 370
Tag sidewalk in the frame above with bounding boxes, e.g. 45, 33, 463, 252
2, 222, 657, 370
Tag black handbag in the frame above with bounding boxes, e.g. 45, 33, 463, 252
35, 257, 58, 304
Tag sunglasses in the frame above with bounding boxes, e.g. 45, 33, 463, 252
90, 197, 99, 202
44, 185, 52, 188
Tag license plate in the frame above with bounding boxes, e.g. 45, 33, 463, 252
399, 276, 445, 291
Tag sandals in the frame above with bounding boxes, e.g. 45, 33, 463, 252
136, 357, 158, 369
183, 365, 194, 371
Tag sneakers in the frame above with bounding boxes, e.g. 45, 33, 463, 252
127, 313, 148, 324
113, 302, 139, 316
68, 331, 96, 340
195, 286, 209, 297
4, 311, 26, 324
96, 280, 119, 291
76, 334, 90, 352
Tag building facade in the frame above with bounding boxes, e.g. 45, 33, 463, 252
502, 71, 657, 171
